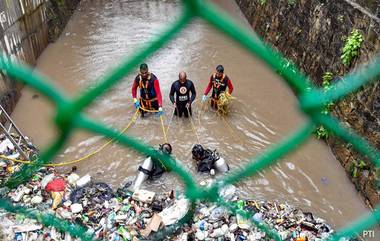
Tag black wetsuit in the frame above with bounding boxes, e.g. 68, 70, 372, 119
169, 79, 196, 118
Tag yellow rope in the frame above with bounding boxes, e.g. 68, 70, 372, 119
160, 115, 168, 143
139, 106, 159, 113
165, 107, 176, 136
217, 92, 235, 116
0, 155, 30, 164
187, 107, 201, 144
0, 109, 140, 166
138, 105, 168, 143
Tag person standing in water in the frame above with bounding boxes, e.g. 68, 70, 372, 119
131, 63, 163, 117
201, 65, 234, 109
169, 71, 196, 118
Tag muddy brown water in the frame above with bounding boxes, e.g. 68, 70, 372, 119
11, 0, 373, 230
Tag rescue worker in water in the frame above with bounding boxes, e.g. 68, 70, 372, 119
201, 64, 234, 108
169, 71, 196, 118
131, 63, 163, 117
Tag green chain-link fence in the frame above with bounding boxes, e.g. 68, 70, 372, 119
0, 0, 379, 240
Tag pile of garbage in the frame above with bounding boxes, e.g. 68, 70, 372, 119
0, 135, 352, 241
1, 166, 170, 240
0, 166, 340, 241
178, 195, 335, 241
0, 133, 37, 186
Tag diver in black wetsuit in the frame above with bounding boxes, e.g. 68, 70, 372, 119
169, 71, 196, 118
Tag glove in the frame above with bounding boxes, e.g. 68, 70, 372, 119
201, 95, 207, 102
133, 98, 140, 109
158, 107, 163, 116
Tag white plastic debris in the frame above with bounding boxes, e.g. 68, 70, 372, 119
211, 228, 224, 238
76, 174, 91, 187
237, 214, 251, 230
13, 224, 42, 233
229, 223, 238, 232
31, 195, 43, 204
7, 152, 20, 159
67, 173, 80, 186
253, 212, 263, 222
221, 224, 229, 234
0, 138, 14, 152
219, 184, 236, 200
57, 208, 73, 219
159, 198, 189, 226
41, 173, 55, 189
70, 203, 83, 214
195, 230, 207, 240
63, 200, 72, 207
132, 189, 155, 204
11, 187, 31, 202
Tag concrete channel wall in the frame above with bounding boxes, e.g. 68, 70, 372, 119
0, 0, 80, 117
235, 0, 380, 207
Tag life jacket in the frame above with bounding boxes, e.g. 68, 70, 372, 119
138, 73, 157, 101
211, 73, 227, 99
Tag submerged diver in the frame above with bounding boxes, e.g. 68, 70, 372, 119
192, 144, 229, 175
131, 63, 163, 117
201, 64, 234, 109
133, 143, 173, 190
169, 71, 196, 118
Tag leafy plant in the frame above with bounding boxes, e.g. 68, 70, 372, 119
315, 126, 329, 140
350, 160, 368, 178
322, 72, 333, 90
288, 0, 296, 5
259, 0, 267, 6
341, 29, 364, 66
314, 72, 335, 139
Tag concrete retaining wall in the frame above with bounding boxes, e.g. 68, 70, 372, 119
0, 0, 80, 117
235, 0, 380, 207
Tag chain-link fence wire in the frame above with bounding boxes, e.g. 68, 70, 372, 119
0, 0, 379, 240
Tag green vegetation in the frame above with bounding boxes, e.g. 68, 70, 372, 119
350, 159, 368, 178
322, 72, 333, 90
259, 0, 267, 6
314, 72, 334, 139
314, 126, 329, 140
288, 0, 296, 6
341, 29, 364, 66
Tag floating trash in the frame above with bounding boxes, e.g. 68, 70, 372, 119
0, 134, 353, 241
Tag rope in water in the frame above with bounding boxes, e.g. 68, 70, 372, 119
187, 106, 201, 144
0, 109, 140, 166
165, 106, 176, 136
160, 115, 168, 143
138, 105, 169, 143
0, 105, 174, 166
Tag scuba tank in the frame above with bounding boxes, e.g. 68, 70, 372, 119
132, 143, 172, 191
192, 144, 230, 174
214, 157, 229, 173
133, 156, 153, 191
212, 150, 229, 173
